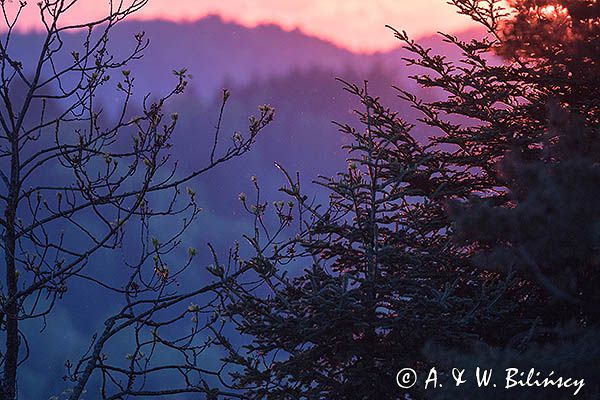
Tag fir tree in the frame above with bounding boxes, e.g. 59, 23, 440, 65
219, 82, 520, 399
218, 1, 599, 398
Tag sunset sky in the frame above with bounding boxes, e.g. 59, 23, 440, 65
10, 0, 478, 53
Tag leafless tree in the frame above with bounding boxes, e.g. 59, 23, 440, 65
0, 1, 273, 398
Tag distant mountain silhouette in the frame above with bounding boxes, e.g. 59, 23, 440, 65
8, 16, 485, 99
5, 15, 489, 224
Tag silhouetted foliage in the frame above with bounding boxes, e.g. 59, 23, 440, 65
0, 1, 272, 399
439, 2, 600, 398
218, 81, 520, 399
219, 0, 599, 399
3, 0, 597, 398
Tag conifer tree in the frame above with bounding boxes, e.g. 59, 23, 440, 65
439, 2, 600, 397
219, 82, 521, 399
219, 0, 599, 398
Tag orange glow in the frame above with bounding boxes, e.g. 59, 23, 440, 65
539, 4, 569, 18
2, 0, 478, 53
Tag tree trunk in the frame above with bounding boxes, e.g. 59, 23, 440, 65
2, 123, 22, 399
2, 219, 19, 400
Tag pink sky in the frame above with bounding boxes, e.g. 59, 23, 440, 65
8, 0, 477, 53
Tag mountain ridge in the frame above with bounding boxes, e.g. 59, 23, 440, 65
7, 15, 486, 99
